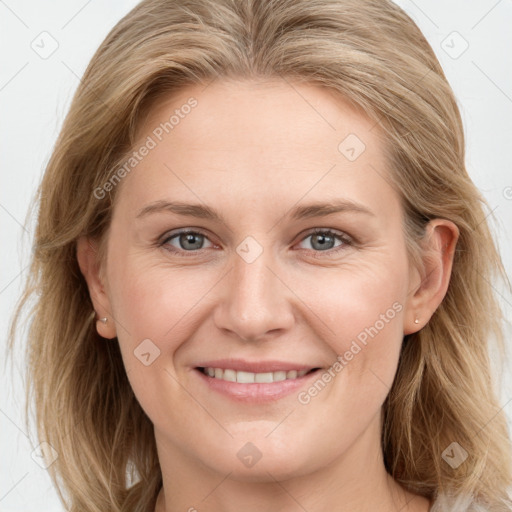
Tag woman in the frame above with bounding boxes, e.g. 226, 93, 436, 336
8, 0, 512, 511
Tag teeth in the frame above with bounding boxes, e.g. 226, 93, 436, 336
201, 367, 313, 383
223, 369, 236, 382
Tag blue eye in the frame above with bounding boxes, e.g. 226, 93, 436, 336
158, 228, 352, 258
160, 230, 214, 254
297, 228, 352, 258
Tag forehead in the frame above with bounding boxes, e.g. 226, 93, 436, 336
137, 78, 382, 161
114, 79, 398, 222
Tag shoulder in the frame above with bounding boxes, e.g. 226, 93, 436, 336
430, 492, 512, 512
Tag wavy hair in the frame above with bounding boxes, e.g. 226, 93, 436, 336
8, 0, 512, 511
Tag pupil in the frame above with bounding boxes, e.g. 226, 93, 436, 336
181, 233, 202, 250
313, 233, 333, 250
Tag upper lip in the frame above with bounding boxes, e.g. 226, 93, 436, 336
195, 359, 321, 373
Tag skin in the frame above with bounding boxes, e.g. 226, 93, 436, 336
77, 79, 458, 512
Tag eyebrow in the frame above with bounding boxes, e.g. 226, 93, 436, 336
135, 199, 375, 223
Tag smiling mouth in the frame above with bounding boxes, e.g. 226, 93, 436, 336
196, 367, 321, 383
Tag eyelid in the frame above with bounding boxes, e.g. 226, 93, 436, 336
159, 228, 215, 248
158, 226, 355, 257
299, 227, 354, 244
295, 227, 354, 258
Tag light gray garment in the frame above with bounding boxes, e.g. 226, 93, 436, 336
429, 493, 512, 512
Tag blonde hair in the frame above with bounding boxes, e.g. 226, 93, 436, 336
8, 0, 512, 511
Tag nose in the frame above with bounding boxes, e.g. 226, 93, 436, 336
213, 242, 295, 342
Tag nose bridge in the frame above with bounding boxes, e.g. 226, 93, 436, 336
234, 244, 273, 308
214, 235, 294, 340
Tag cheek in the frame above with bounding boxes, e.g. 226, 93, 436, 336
109, 258, 216, 343
295, 258, 407, 384
105, 257, 216, 421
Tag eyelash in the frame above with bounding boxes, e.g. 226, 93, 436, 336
158, 228, 354, 259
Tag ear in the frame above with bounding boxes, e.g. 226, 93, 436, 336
76, 236, 117, 339
403, 219, 459, 335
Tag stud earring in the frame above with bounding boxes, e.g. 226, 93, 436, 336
414, 318, 419, 324
100, 317, 108, 324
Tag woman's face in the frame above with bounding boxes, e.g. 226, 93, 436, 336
92, 79, 424, 481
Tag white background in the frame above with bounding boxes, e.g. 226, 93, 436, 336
1, 1, 511, 510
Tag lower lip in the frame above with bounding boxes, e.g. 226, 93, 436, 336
193, 368, 322, 403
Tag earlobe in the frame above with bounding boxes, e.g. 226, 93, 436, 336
403, 219, 459, 335
76, 236, 117, 339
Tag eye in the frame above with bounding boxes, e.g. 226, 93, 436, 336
159, 229, 215, 256
158, 227, 353, 258
296, 228, 352, 257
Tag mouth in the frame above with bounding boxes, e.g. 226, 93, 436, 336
192, 359, 326, 402
195, 366, 322, 383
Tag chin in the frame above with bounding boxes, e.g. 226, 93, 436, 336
197, 434, 317, 482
